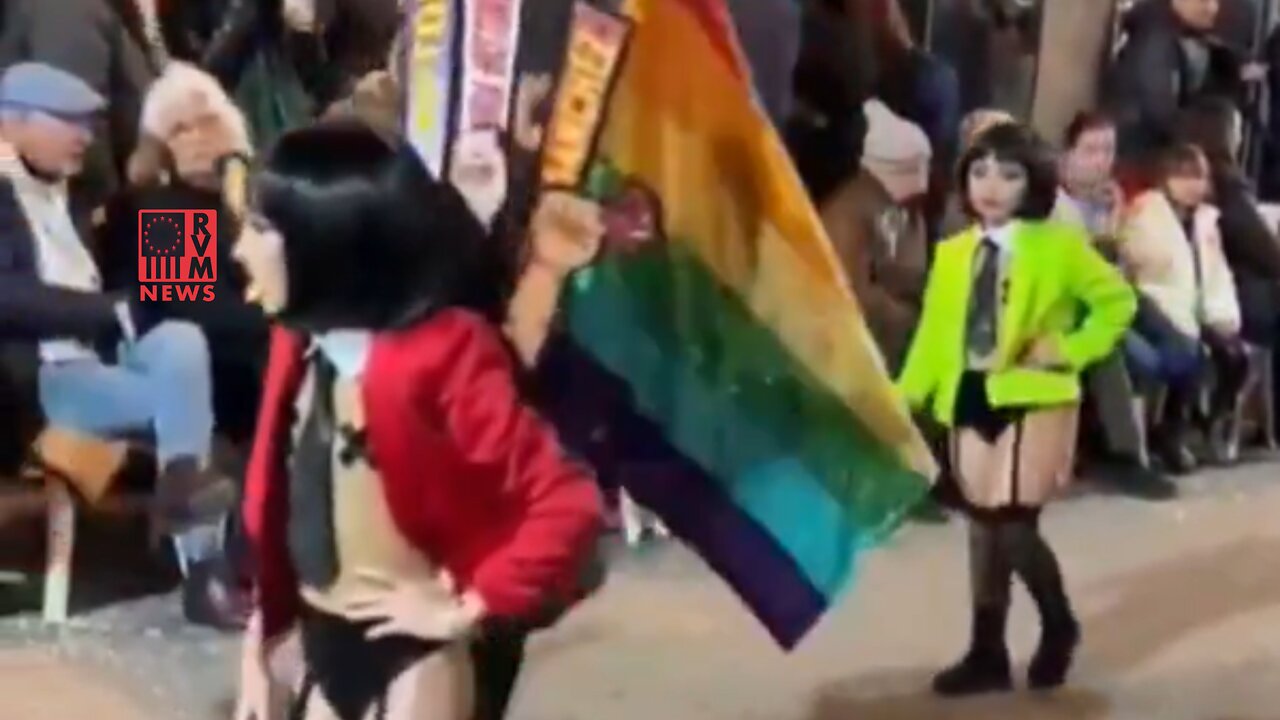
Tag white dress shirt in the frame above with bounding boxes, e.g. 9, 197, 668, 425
0, 149, 102, 363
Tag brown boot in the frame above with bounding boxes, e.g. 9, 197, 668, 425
152, 457, 237, 535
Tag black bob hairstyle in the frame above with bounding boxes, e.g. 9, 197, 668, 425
956, 121, 1059, 222
253, 120, 511, 332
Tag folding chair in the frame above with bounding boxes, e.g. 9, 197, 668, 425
17, 428, 138, 623
1242, 344, 1277, 450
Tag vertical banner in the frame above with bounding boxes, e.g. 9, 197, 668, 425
539, 2, 631, 189
403, 0, 460, 176
448, 0, 526, 226
457, 0, 525, 133
502, 0, 578, 231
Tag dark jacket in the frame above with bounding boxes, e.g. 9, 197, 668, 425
98, 183, 266, 351
161, 0, 398, 109
1213, 169, 1280, 281
99, 181, 269, 441
877, 50, 961, 169
1106, 2, 1244, 163
785, 3, 873, 203
0, 176, 124, 472
1212, 167, 1280, 346
726, 0, 801, 129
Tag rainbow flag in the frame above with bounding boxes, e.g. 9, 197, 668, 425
548, 0, 937, 650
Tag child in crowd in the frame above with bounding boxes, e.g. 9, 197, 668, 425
899, 123, 1135, 696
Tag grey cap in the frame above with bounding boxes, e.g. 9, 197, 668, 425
0, 62, 106, 120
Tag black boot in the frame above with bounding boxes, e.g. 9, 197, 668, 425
932, 605, 1013, 696
1027, 589, 1081, 690
1153, 392, 1196, 475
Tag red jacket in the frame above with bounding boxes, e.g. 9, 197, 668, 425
243, 309, 603, 638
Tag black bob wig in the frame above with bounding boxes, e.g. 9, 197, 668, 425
956, 122, 1059, 222
253, 120, 512, 332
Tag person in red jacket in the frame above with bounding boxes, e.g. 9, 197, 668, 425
231, 120, 602, 720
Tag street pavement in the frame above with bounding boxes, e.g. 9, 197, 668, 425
1, 461, 1278, 720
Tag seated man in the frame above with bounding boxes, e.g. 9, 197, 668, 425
0, 62, 241, 628
1054, 111, 1176, 500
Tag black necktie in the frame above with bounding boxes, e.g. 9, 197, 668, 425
967, 237, 1000, 360
288, 351, 340, 589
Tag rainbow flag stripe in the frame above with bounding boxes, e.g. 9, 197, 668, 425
563, 0, 937, 649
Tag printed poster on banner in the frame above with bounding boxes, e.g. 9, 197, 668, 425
540, 1, 632, 190
448, 0, 525, 226
403, 0, 459, 176
458, 0, 524, 133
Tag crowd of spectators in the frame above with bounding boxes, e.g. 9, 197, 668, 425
790, 0, 1280, 504
2, 0, 1280, 638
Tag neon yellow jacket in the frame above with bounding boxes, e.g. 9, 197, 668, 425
898, 220, 1136, 427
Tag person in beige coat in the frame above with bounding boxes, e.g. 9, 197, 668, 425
1118, 143, 1250, 470
820, 99, 931, 373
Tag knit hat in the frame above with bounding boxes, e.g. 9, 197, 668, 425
860, 99, 931, 200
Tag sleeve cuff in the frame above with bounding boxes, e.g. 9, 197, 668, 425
113, 301, 137, 344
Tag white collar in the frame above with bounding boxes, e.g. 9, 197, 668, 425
312, 330, 372, 379
981, 221, 1019, 252
0, 139, 66, 198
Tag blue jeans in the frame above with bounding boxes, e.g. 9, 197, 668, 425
37, 321, 214, 467
1123, 298, 1202, 390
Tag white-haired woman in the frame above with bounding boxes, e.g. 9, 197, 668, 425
99, 62, 264, 630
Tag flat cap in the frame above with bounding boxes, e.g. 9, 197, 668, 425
0, 62, 106, 120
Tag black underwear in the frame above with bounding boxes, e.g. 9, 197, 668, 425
293, 604, 443, 720
953, 371, 1026, 442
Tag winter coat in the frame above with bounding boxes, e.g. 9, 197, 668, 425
1119, 190, 1242, 338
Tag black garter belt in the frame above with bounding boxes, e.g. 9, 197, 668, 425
953, 371, 1027, 442
292, 604, 443, 720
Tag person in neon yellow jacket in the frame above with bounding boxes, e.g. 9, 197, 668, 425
899, 123, 1136, 697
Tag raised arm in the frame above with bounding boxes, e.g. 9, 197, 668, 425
503, 192, 604, 366
430, 310, 603, 619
